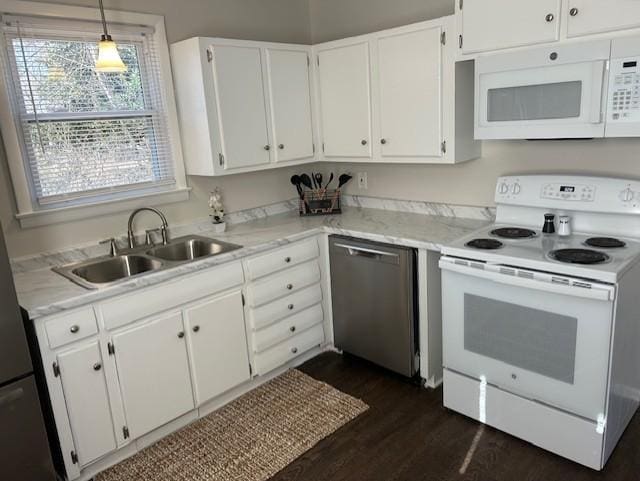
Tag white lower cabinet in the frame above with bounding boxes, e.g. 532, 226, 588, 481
56, 342, 116, 467
184, 290, 251, 406
112, 312, 195, 440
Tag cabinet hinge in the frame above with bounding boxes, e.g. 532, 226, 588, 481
322, 143, 325, 153
107, 342, 115, 356
459, 0, 463, 10
441, 140, 447, 154
317, 55, 320, 67
241, 293, 245, 306
248, 363, 253, 376
70, 451, 78, 465
312, 143, 315, 154
307, 55, 310, 67
52, 362, 60, 377
206, 49, 213, 63
459, 35, 463, 49
123, 426, 130, 439
441, 31, 446, 45
219, 153, 225, 167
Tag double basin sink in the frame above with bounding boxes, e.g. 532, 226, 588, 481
53, 235, 242, 290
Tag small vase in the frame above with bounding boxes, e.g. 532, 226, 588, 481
211, 221, 227, 233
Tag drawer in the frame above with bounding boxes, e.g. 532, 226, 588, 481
252, 304, 324, 353
45, 308, 98, 349
246, 260, 321, 308
245, 238, 319, 280
253, 323, 325, 376
101, 261, 244, 330
248, 283, 323, 331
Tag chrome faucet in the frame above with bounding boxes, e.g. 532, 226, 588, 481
127, 207, 169, 248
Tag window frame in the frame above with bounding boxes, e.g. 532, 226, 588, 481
0, 1, 188, 228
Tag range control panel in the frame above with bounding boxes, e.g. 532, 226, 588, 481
608, 57, 640, 123
495, 175, 640, 214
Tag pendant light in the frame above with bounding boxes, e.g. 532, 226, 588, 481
95, 0, 127, 73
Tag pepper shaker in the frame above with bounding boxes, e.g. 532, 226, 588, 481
542, 213, 556, 234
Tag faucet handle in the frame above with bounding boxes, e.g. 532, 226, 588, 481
99, 238, 119, 257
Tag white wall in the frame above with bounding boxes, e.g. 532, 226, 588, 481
0, 0, 312, 257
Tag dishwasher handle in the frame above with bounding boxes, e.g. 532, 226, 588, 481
333, 242, 400, 260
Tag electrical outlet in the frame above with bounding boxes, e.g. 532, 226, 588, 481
357, 172, 368, 190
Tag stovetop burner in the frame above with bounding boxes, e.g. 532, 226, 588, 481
466, 238, 503, 250
585, 237, 627, 249
549, 248, 610, 265
491, 227, 537, 239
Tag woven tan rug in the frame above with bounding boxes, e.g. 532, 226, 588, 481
96, 369, 368, 481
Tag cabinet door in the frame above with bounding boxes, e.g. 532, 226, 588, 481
57, 342, 116, 466
210, 45, 271, 170
266, 49, 314, 163
317, 42, 372, 158
567, 0, 640, 38
113, 313, 194, 439
377, 27, 442, 159
460, 0, 561, 54
184, 291, 251, 405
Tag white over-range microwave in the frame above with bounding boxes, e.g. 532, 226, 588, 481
475, 36, 640, 139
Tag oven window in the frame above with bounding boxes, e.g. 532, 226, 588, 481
464, 294, 578, 384
487, 81, 582, 122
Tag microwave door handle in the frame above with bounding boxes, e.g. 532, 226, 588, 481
589, 60, 608, 124
439, 260, 614, 301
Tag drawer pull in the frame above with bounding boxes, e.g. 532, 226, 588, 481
288, 304, 294, 310
93, 363, 102, 371
178, 331, 185, 339
286, 283, 293, 290
70, 325, 80, 334
285, 257, 292, 263
290, 326, 296, 333
291, 347, 298, 354
192, 325, 200, 333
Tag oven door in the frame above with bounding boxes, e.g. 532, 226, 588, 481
440, 258, 615, 421
475, 40, 610, 139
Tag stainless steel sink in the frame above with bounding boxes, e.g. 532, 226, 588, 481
53, 235, 242, 289
146, 236, 241, 262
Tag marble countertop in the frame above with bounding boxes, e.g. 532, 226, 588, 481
13, 206, 489, 319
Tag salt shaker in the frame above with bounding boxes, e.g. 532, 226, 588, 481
558, 216, 571, 236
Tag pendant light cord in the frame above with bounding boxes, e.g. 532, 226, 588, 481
98, 0, 109, 39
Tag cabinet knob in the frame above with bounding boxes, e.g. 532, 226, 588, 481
570, 7, 579, 16
192, 325, 200, 333
288, 304, 294, 310
286, 283, 293, 290
278, 144, 285, 150
178, 331, 185, 339
285, 256, 291, 263
93, 363, 102, 371
291, 347, 298, 354
264, 145, 271, 151
545, 13, 554, 22
380, 138, 387, 145
361, 139, 368, 146
290, 326, 296, 333
70, 325, 80, 334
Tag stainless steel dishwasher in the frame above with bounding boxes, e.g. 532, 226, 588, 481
329, 235, 418, 377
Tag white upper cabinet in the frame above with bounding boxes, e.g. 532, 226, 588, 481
210, 45, 271, 170
183, 291, 251, 406
57, 342, 116, 467
317, 41, 373, 158
376, 26, 442, 159
171, 38, 315, 176
458, 0, 562, 53
566, 0, 640, 38
112, 313, 194, 440
266, 49, 315, 162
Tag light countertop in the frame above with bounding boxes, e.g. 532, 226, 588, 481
13, 206, 489, 319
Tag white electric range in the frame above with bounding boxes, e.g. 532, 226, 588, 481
440, 175, 640, 470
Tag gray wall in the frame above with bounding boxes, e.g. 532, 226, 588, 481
0, 0, 312, 257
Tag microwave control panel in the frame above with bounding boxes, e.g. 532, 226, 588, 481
608, 57, 640, 123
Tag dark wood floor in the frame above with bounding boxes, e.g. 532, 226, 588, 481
269, 352, 640, 481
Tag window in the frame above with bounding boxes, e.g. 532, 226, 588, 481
0, 6, 187, 227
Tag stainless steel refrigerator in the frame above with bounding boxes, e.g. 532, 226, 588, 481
0, 223, 57, 480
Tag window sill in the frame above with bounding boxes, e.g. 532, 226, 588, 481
15, 187, 191, 228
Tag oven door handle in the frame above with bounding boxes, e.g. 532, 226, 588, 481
439, 259, 615, 302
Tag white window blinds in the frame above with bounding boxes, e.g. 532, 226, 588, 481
1, 15, 175, 206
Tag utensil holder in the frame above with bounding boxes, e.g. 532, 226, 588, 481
299, 189, 342, 216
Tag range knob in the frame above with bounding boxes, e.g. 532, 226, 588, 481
512, 183, 522, 195
620, 188, 635, 203
498, 182, 510, 195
